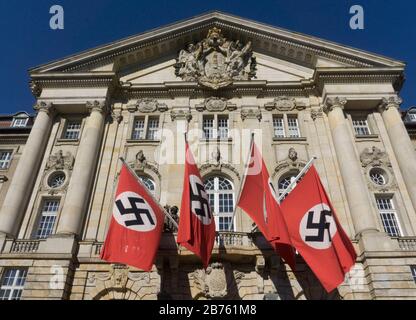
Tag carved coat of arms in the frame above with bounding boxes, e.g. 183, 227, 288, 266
175, 27, 256, 89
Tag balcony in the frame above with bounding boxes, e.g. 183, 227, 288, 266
395, 237, 416, 251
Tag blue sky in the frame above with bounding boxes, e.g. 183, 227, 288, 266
0, 0, 414, 114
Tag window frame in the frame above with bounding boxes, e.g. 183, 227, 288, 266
0, 150, 13, 170
11, 117, 29, 128
352, 118, 372, 136
202, 114, 230, 140
272, 114, 301, 139
375, 196, 403, 237
0, 268, 28, 301
131, 115, 161, 141
205, 176, 235, 231
63, 120, 82, 140
34, 198, 61, 239
410, 266, 416, 284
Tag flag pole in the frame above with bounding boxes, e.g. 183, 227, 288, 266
119, 157, 179, 229
277, 156, 317, 203
250, 156, 317, 233
228, 132, 255, 232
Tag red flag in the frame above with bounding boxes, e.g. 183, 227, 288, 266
100, 163, 164, 271
281, 165, 357, 292
237, 141, 296, 270
177, 142, 216, 268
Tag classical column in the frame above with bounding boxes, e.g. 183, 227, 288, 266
324, 97, 380, 239
0, 102, 55, 237
379, 96, 416, 211
56, 100, 107, 236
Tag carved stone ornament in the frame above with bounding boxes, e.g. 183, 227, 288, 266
0, 175, 8, 183
86, 100, 107, 114
273, 147, 306, 178
46, 150, 74, 171
128, 98, 168, 113
170, 109, 192, 122
241, 108, 262, 121
175, 27, 257, 89
360, 146, 391, 168
87, 264, 151, 291
34, 101, 54, 115
196, 97, 237, 112
30, 81, 42, 97
129, 151, 161, 179
379, 96, 403, 112
264, 96, 305, 112
323, 97, 347, 114
310, 107, 324, 121
191, 262, 244, 299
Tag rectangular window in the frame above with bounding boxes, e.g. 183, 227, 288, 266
218, 216, 233, 232
146, 117, 159, 140
411, 266, 416, 284
132, 118, 145, 140
0, 151, 12, 170
376, 197, 402, 237
352, 119, 371, 136
64, 121, 81, 140
217, 115, 229, 139
35, 200, 60, 239
11, 118, 28, 128
203, 116, 215, 139
0, 269, 28, 300
273, 116, 285, 138
287, 116, 300, 138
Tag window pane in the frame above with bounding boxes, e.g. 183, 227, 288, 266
411, 266, 416, 283
12, 118, 27, 128
0, 151, 12, 169
203, 116, 214, 139
138, 176, 155, 195
352, 119, 371, 136
36, 200, 59, 239
218, 116, 229, 139
218, 216, 233, 231
0, 269, 27, 301
132, 118, 145, 140
273, 117, 285, 138
146, 118, 159, 140
376, 197, 401, 237
287, 117, 300, 138
64, 121, 81, 140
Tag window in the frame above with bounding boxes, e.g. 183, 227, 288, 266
0, 269, 27, 300
407, 113, 416, 122
202, 115, 229, 140
272, 115, 301, 139
0, 151, 12, 170
35, 200, 60, 239
369, 168, 387, 186
64, 121, 81, 140
278, 173, 298, 199
146, 117, 159, 140
273, 116, 285, 138
138, 175, 155, 195
48, 172, 66, 189
205, 176, 235, 231
376, 197, 402, 237
287, 117, 300, 138
11, 117, 28, 128
411, 266, 416, 284
352, 119, 371, 136
132, 116, 160, 140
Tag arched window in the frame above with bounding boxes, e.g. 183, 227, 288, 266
138, 175, 156, 195
278, 171, 299, 200
204, 176, 235, 231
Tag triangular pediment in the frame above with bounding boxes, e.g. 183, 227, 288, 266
30, 11, 404, 77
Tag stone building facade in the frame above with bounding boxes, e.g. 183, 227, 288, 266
0, 12, 416, 300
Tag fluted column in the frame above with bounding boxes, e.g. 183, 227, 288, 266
324, 97, 380, 237
379, 96, 416, 211
0, 102, 55, 237
56, 100, 107, 236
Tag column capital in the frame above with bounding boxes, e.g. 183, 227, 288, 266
86, 100, 108, 114
33, 101, 55, 116
378, 96, 403, 113
323, 97, 347, 114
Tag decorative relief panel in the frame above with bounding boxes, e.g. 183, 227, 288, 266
272, 148, 306, 178
195, 97, 237, 112
127, 98, 168, 113
175, 27, 256, 89
42, 150, 75, 194
264, 97, 306, 112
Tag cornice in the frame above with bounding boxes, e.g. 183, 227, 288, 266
29, 12, 404, 75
